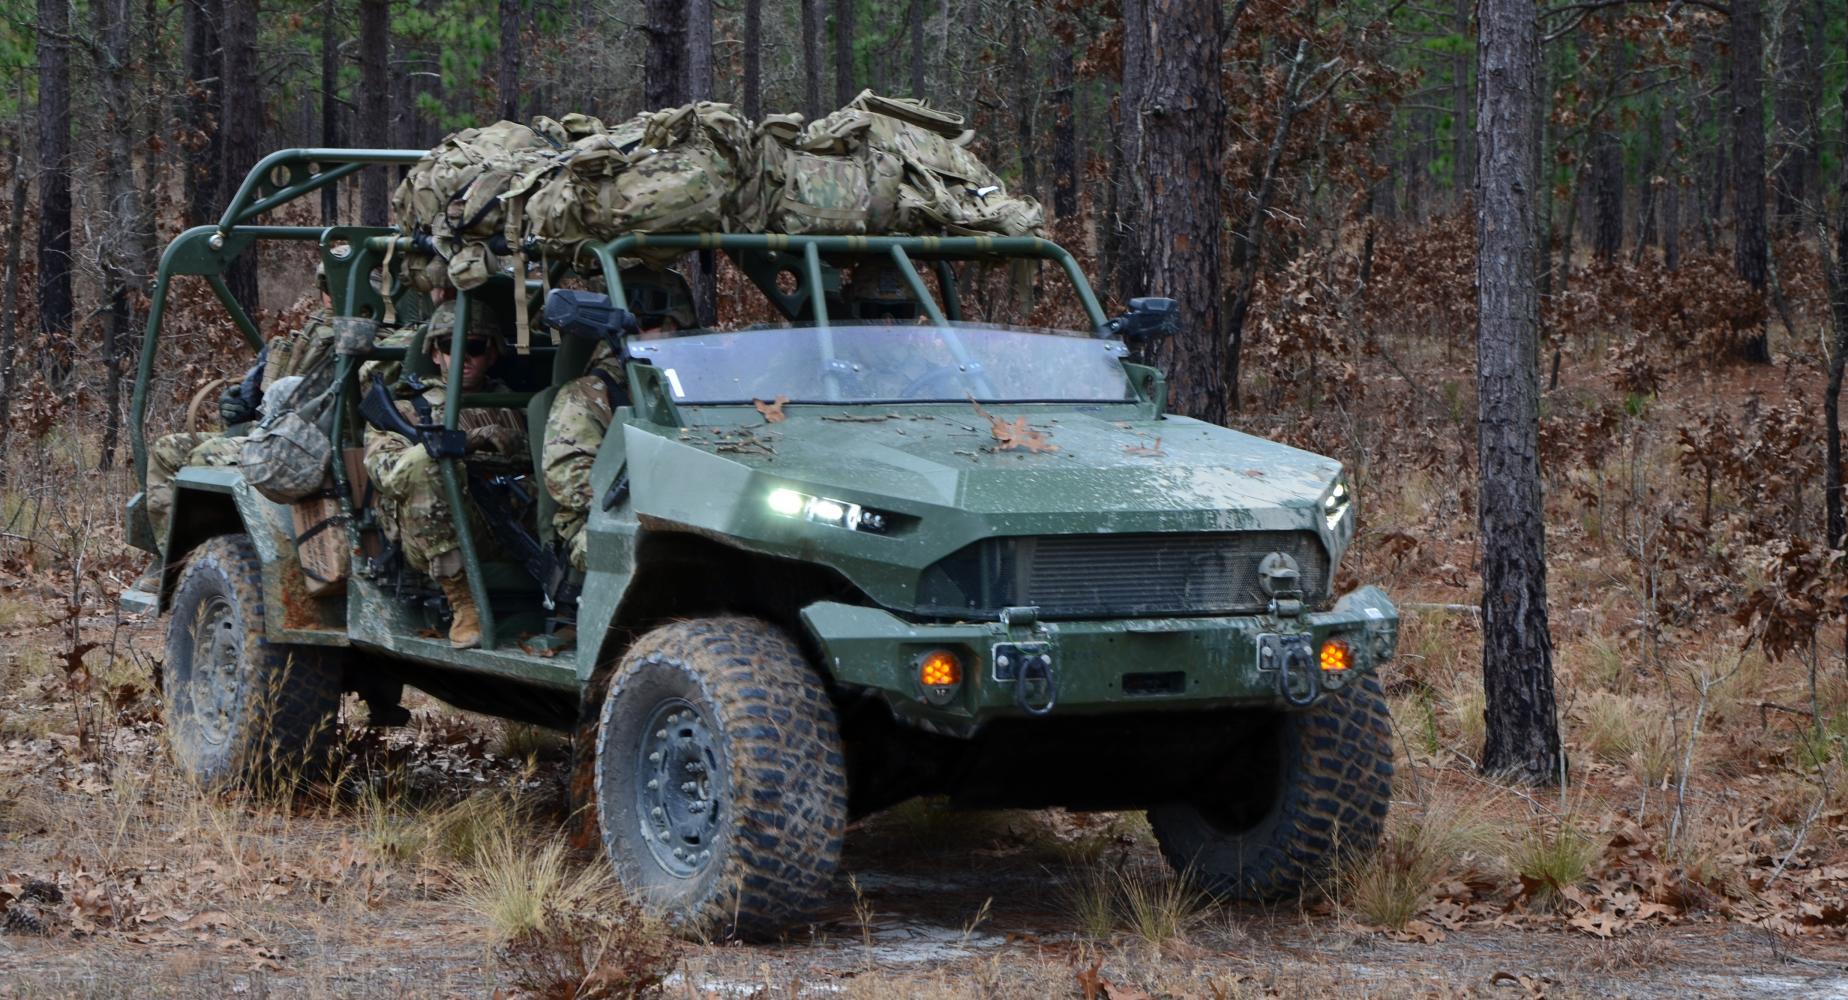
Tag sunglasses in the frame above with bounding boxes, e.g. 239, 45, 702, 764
438, 338, 496, 358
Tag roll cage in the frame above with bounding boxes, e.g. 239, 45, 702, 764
129, 148, 1118, 651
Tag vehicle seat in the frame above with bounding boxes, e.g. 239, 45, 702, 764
526, 332, 602, 546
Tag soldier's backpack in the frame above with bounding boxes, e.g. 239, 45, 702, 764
522, 103, 760, 259
236, 317, 344, 504
393, 121, 555, 246
759, 114, 871, 236
808, 90, 1047, 238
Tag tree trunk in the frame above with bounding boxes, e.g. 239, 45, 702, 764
320, 0, 341, 223
1452, 0, 1474, 197
1009, 6, 1037, 201
35, 0, 73, 368
0, 145, 25, 453
1131, 0, 1224, 421
645, 0, 685, 110
1732, 0, 1770, 363
1662, 96, 1680, 270
499, 0, 521, 121
743, 0, 762, 122
685, 0, 712, 102
359, 0, 390, 226
1591, 23, 1625, 265
95, 0, 148, 467
1111, 0, 1147, 308
909, 0, 927, 99
1052, 39, 1077, 219
1476, 0, 1564, 785
683, 0, 715, 325
1771, 0, 1823, 228
221, 0, 262, 311
802, 0, 823, 118
1824, 60, 1847, 604
834, 0, 856, 106
182, 0, 224, 228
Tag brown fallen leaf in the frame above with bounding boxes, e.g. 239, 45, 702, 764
1124, 436, 1164, 457
1076, 959, 1104, 1000
753, 394, 789, 423
969, 397, 1059, 453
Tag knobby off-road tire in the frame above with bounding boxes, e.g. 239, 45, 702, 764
1148, 674, 1393, 900
163, 533, 342, 791
594, 617, 848, 941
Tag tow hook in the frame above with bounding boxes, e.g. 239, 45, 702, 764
994, 640, 1057, 716
1259, 634, 1320, 707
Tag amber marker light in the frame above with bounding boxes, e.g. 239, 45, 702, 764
919, 650, 961, 688
1319, 638, 1352, 672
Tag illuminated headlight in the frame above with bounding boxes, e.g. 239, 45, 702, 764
766, 488, 890, 533
1323, 478, 1353, 531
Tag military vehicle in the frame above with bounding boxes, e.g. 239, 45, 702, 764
127, 149, 1398, 940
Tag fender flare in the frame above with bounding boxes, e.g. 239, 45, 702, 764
163, 468, 348, 643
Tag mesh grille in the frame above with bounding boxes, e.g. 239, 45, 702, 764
1020, 531, 1328, 616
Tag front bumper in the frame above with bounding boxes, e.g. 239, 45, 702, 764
800, 585, 1399, 738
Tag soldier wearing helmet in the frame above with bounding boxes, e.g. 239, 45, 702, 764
363, 284, 526, 648
542, 266, 696, 571
146, 261, 341, 542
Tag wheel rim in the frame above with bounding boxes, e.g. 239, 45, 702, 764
634, 698, 723, 879
190, 594, 242, 747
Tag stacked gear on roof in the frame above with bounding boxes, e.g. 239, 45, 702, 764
389, 92, 1044, 327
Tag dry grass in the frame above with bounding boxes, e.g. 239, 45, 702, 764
454, 825, 624, 941
1335, 782, 1505, 929
1060, 859, 1208, 945
1511, 820, 1602, 909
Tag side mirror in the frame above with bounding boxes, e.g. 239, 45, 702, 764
542, 289, 639, 342
1102, 297, 1179, 345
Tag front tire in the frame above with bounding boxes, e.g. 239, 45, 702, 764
594, 617, 848, 941
1148, 674, 1393, 899
162, 534, 342, 790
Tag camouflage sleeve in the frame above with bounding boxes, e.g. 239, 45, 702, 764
542, 376, 614, 513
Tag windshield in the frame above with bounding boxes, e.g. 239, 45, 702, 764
625, 324, 1137, 405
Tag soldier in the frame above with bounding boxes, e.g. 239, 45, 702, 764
542, 268, 696, 572
364, 289, 526, 648
146, 267, 341, 541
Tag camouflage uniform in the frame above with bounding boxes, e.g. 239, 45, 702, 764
363, 298, 525, 580
542, 347, 622, 571
541, 268, 697, 570
146, 311, 339, 540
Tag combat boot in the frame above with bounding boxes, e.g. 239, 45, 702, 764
439, 575, 482, 649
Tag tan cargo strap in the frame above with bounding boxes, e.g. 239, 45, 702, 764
187, 377, 232, 432
380, 238, 398, 325
785, 201, 868, 223
505, 191, 531, 354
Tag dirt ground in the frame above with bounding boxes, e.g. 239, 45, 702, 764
3, 604, 1848, 1000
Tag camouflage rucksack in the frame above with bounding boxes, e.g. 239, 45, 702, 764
760, 114, 870, 236
813, 90, 1047, 238
238, 374, 336, 503
392, 120, 557, 247
522, 103, 758, 257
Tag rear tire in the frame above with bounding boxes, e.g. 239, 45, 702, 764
162, 534, 342, 790
594, 617, 848, 941
1148, 675, 1393, 899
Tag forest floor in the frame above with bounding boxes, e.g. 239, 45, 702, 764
5, 324, 1848, 997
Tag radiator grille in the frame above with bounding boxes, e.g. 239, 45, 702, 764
916, 531, 1330, 618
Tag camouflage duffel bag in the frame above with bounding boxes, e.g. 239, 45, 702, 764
766, 146, 871, 236
237, 375, 335, 504
393, 120, 557, 241
523, 104, 755, 252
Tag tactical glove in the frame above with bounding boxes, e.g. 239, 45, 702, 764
465, 424, 521, 456
218, 384, 259, 426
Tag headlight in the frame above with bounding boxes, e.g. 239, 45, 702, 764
766, 488, 890, 533
1323, 478, 1353, 531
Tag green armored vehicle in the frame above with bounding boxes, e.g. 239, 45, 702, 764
128, 150, 1397, 939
